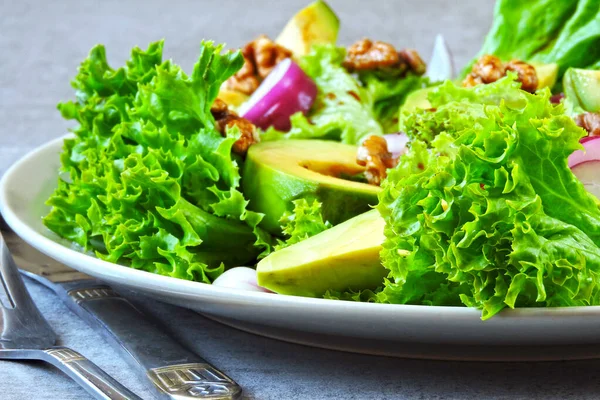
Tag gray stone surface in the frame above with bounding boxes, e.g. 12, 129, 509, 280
3, 1, 600, 399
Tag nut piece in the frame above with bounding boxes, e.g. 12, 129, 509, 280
344, 38, 400, 72
343, 38, 425, 76
505, 60, 538, 93
225, 55, 260, 95
210, 99, 259, 156
398, 49, 426, 75
249, 35, 293, 79
471, 55, 506, 83
575, 112, 600, 137
356, 135, 397, 186
462, 73, 484, 88
463, 55, 538, 93
224, 35, 292, 95
210, 98, 229, 118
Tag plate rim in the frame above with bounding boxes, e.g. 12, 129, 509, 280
3, 135, 600, 321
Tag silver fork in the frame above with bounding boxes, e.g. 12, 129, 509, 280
0, 232, 142, 400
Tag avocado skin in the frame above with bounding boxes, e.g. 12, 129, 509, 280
242, 140, 380, 235
275, 0, 340, 56
564, 68, 600, 112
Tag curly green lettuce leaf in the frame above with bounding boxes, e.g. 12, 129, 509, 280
378, 75, 600, 319
261, 45, 382, 144
274, 198, 332, 251
323, 288, 380, 302
361, 73, 431, 132
261, 44, 429, 142
45, 41, 273, 283
468, 0, 600, 78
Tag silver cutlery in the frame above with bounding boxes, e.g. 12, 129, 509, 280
1, 224, 242, 400
0, 231, 142, 400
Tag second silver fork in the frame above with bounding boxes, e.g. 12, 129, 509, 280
0, 232, 142, 400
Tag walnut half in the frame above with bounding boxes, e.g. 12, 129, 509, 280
224, 35, 292, 95
463, 55, 538, 93
575, 112, 600, 137
505, 60, 538, 93
343, 38, 425, 77
356, 135, 398, 186
210, 99, 259, 156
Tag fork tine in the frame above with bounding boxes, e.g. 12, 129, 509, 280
0, 270, 14, 308
0, 232, 36, 310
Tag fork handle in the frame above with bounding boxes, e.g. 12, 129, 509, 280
55, 280, 242, 399
6, 347, 142, 400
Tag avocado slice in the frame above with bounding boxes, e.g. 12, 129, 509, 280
217, 89, 249, 108
275, 0, 340, 56
563, 68, 600, 112
401, 86, 435, 113
242, 140, 381, 235
531, 62, 559, 90
257, 209, 386, 297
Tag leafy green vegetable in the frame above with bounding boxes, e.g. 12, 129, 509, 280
378, 74, 600, 319
274, 198, 331, 251
261, 44, 429, 142
323, 288, 379, 302
45, 41, 272, 283
262, 45, 382, 144
469, 0, 600, 78
361, 73, 431, 133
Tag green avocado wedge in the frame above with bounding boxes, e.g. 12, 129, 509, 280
531, 62, 559, 90
257, 209, 386, 297
275, 0, 340, 56
242, 140, 381, 235
401, 86, 436, 114
564, 68, 600, 112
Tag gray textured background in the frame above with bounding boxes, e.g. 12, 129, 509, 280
1, 0, 492, 175
3, 1, 600, 399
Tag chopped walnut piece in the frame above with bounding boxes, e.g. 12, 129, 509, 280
225, 55, 260, 95
227, 117, 259, 155
463, 55, 538, 93
471, 55, 505, 83
505, 60, 538, 93
575, 112, 600, 137
356, 135, 397, 186
210, 99, 259, 156
210, 98, 229, 118
462, 73, 483, 88
249, 35, 293, 78
344, 39, 400, 72
224, 35, 291, 95
398, 49, 426, 75
343, 38, 425, 77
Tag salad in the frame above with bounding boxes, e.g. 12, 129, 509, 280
45, 0, 600, 319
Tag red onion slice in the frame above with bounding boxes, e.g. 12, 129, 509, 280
550, 93, 565, 104
213, 267, 274, 293
571, 161, 600, 199
239, 58, 317, 131
568, 136, 600, 168
383, 132, 410, 157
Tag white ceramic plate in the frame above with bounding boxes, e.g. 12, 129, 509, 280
3, 137, 600, 361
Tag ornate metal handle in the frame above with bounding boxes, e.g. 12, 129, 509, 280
27, 346, 141, 400
147, 363, 242, 399
52, 281, 242, 399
